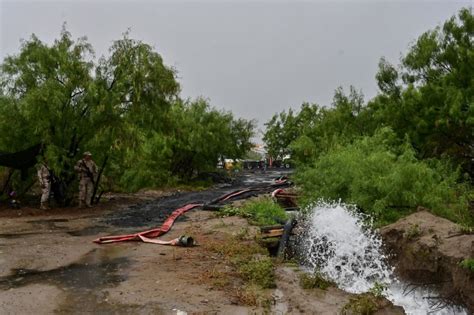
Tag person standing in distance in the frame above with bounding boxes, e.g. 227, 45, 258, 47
74, 151, 97, 208
37, 157, 51, 210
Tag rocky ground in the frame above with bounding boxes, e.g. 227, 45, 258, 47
0, 170, 405, 314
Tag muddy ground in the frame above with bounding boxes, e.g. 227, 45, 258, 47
0, 170, 269, 314
0, 169, 403, 314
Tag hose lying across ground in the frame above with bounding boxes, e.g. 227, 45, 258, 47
94, 180, 292, 246
93, 203, 202, 244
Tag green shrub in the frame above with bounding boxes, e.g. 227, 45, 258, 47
295, 128, 472, 226
289, 135, 317, 166
205, 236, 274, 307
458, 224, 474, 234
299, 272, 333, 290
404, 224, 422, 240
235, 284, 272, 307
341, 293, 379, 315
219, 197, 288, 226
239, 256, 276, 288
369, 282, 387, 298
459, 258, 474, 272
219, 205, 249, 218
119, 132, 175, 192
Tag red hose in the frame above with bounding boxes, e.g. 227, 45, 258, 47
94, 188, 256, 245
93, 203, 202, 244
219, 188, 256, 202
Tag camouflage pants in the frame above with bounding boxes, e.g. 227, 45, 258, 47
40, 182, 50, 203
79, 178, 94, 206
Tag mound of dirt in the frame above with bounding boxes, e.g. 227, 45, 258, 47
274, 266, 405, 314
380, 210, 474, 312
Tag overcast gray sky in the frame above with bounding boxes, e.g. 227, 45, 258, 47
1, 0, 471, 138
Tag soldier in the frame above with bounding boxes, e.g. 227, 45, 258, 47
37, 158, 51, 210
74, 151, 97, 208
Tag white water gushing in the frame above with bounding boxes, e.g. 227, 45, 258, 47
298, 201, 468, 315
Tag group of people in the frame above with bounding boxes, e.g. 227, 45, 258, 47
37, 151, 98, 209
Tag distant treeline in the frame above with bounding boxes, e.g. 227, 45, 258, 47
264, 8, 473, 226
0, 27, 255, 197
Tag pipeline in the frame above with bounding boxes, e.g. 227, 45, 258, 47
207, 188, 256, 205
277, 218, 296, 259
94, 181, 291, 246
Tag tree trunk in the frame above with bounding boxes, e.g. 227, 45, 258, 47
91, 155, 109, 205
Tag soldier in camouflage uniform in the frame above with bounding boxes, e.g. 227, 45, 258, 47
74, 152, 97, 208
37, 159, 51, 210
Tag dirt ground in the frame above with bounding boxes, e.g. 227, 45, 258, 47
0, 171, 264, 314
0, 208, 259, 314
0, 170, 402, 314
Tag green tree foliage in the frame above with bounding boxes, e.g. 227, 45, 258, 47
0, 27, 255, 196
295, 128, 471, 226
264, 8, 473, 225
96, 32, 179, 130
120, 98, 255, 190
167, 98, 254, 179
264, 86, 366, 164
118, 131, 173, 191
219, 197, 288, 226
0, 29, 96, 155
266, 8, 473, 173
264, 102, 323, 159
289, 135, 316, 166
369, 8, 473, 174
263, 108, 299, 160
0, 28, 99, 196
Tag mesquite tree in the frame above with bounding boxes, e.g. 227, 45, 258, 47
0, 27, 255, 197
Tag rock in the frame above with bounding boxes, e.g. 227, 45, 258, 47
380, 211, 474, 312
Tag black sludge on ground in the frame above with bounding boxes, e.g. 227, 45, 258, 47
101, 170, 292, 229
101, 189, 227, 228
0, 248, 130, 291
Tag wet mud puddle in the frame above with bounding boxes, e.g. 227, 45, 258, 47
0, 246, 139, 313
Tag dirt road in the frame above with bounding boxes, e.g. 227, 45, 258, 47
0, 170, 291, 314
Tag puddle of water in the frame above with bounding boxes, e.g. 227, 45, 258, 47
1, 222, 161, 312
0, 248, 129, 290
0, 246, 140, 313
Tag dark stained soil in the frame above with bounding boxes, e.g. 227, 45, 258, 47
101, 171, 291, 229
